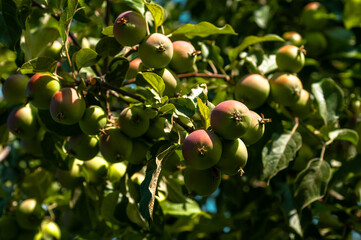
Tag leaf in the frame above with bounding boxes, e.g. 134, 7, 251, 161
328, 129, 359, 145
159, 198, 202, 217
311, 78, 344, 125
171, 22, 237, 39
144, 2, 164, 29
106, 57, 129, 87
294, 159, 331, 210
196, 97, 210, 129
228, 34, 284, 62
20, 57, 58, 74
254, 5, 270, 29
0, 0, 22, 50
137, 72, 165, 96
139, 144, 176, 222
344, 0, 361, 29
73, 48, 99, 70
95, 37, 123, 57
262, 132, 302, 184
169, 98, 196, 117
159, 103, 175, 114
59, 0, 78, 43
102, 26, 114, 36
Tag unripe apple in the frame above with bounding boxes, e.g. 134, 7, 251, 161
145, 116, 168, 140
215, 138, 248, 175
289, 89, 312, 118
304, 32, 327, 57
161, 68, 180, 97
26, 73, 61, 110
79, 105, 107, 135
21, 128, 45, 157
125, 58, 142, 79
41, 40, 62, 60
100, 127, 133, 163
241, 111, 266, 145
2, 74, 29, 104
41, 220, 61, 240
234, 74, 270, 109
50, 88, 86, 125
113, 11, 147, 46
57, 159, 84, 188
128, 139, 149, 165
66, 133, 99, 161
182, 129, 222, 170
83, 156, 109, 183
210, 100, 252, 140
270, 73, 303, 106
301, 2, 329, 30
15, 198, 44, 230
107, 162, 127, 183
276, 45, 305, 73
138, 33, 173, 69
169, 41, 198, 73
282, 31, 302, 46
183, 167, 221, 196
118, 106, 150, 138
7, 103, 39, 139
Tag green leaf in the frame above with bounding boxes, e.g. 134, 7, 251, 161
294, 159, 331, 210
159, 198, 202, 217
169, 98, 196, 117
254, 5, 270, 29
144, 2, 164, 29
73, 48, 99, 70
228, 34, 284, 62
311, 78, 344, 125
328, 129, 359, 145
138, 72, 165, 96
196, 97, 210, 129
159, 103, 175, 114
139, 144, 177, 222
0, 0, 22, 50
20, 57, 58, 74
95, 37, 123, 57
102, 26, 114, 37
262, 132, 302, 184
59, 0, 78, 43
344, 0, 361, 29
106, 57, 129, 87
171, 22, 237, 39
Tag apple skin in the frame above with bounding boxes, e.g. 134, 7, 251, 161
138, 33, 173, 69
113, 11, 147, 47
234, 74, 270, 109
107, 162, 127, 183
15, 198, 44, 230
41, 220, 61, 239
83, 156, 109, 184
276, 45, 305, 73
210, 100, 252, 140
215, 138, 248, 175
7, 103, 39, 139
100, 127, 133, 163
118, 106, 150, 138
125, 58, 142, 80
49, 88, 86, 125
66, 133, 99, 161
2, 74, 29, 104
169, 41, 197, 74
269, 73, 303, 106
182, 129, 222, 170
241, 110, 265, 145
283, 31, 302, 46
79, 105, 107, 135
183, 167, 221, 196
26, 73, 61, 110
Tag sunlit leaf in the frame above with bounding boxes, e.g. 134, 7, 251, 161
171, 22, 237, 39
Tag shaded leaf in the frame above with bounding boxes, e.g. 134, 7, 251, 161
106, 57, 129, 87
328, 129, 359, 145
0, 0, 22, 50
294, 159, 331, 210
73, 48, 99, 70
139, 144, 176, 222
95, 37, 123, 57
228, 34, 284, 62
262, 132, 302, 184
171, 22, 237, 39
59, 0, 78, 43
20, 57, 58, 74
169, 98, 196, 117
144, 2, 164, 29
311, 78, 344, 125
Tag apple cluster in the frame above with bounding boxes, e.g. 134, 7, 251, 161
0, 198, 61, 239
181, 100, 267, 196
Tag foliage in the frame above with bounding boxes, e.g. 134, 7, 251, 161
1, 0, 361, 239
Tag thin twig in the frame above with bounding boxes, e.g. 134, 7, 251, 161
177, 72, 230, 81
